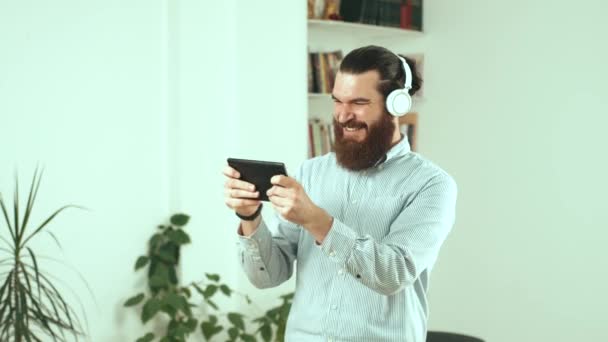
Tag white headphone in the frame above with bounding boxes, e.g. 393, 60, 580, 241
385, 55, 413, 117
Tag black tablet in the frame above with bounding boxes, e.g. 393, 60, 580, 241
227, 158, 287, 201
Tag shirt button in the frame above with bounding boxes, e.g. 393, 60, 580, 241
329, 251, 335, 257
338, 269, 344, 275
331, 304, 338, 310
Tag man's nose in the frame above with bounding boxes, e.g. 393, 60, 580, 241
335, 105, 355, 123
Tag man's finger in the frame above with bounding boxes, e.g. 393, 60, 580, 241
225, 178, 256, 191
266, 186, 290, 199
226, 189, 259, 199
226, 197, 261, 208
271, 175, 296, 187
222, 165, 240, 179
269, 195, 291, 208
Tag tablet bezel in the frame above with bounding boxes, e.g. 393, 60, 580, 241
227, 158, 288, 202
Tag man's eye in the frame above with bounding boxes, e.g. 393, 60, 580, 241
354, 101, 367, 105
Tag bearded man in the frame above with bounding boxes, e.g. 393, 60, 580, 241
223, 45, 457, 342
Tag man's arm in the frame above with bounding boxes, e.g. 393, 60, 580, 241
318, 173, 457, 296
229, 165, 305, 289
237, 212, 300, 289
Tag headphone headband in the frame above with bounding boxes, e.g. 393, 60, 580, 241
397, 55, 412, 90
385, 54, 413, 117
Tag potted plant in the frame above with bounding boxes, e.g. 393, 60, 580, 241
125, 214, 293, 342
0, 169, 87, 341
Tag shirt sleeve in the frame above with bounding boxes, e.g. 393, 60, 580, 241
236, 165, 304, 289
237, 217, 300, 289
319, 172, 457, 296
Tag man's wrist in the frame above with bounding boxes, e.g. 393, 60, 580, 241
236, 204, 263, 221
306, 207, 333, 244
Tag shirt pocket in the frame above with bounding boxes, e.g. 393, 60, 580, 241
358, 195, 404, 239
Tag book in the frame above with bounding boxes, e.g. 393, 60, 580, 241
308, 51, 343, 94
339, 0, 363, 22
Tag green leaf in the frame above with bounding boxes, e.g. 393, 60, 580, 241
192, 283, 205, 296
170, 213, 190, 226
185, 317, 198, 332
135, 256, 149, 270
260, 324, 272, 342
205, 273, 220, 282
220, 284, 232, 297
241, 334, 257, 342
157, 246, 177, 263
168, 319, 190, 339
141, 298, 162, 323
266, 307, 280, 321
206, 299, 218, 310
203, 284, 218, 299
227, 312, 245, 331
164, 291, 182, 310
124, 293, 145, 307
208, 314, 218, 324
149, 233, 163, 248
136, 332, 155, 342
251, 316, 267, 324
21, 204, 81, 246
149, 263, 170, 288
280, 292, 294, 301
241, 333, 257, 342
201, 321, 223, 340
168, 264, 178, 285
179, 296, 192, 316
228, 327, 239, 339
180, 286, 191, 298
167, 229, 191, 245
161, 303, 177, 317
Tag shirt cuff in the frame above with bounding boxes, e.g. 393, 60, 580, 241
320, 217, 358, 265
237, 219, 273, 261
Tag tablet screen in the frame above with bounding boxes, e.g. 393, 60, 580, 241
227, 158, 287, 201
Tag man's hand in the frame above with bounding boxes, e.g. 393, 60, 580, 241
222, 165, 261, 217
267, 175, 333, 243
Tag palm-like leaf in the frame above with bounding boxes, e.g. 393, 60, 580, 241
0, 168, 87, 341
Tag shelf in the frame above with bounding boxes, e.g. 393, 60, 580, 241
308, 93, 425, 104
308, 19, 423, 41
308, 93, 332, 100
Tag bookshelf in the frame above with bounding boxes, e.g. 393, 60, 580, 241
308, 19, 423, 40
307, 17, 425, 158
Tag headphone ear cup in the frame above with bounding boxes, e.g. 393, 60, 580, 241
386, 89, 412, 117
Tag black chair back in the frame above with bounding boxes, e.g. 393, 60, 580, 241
426, 331, 484, 342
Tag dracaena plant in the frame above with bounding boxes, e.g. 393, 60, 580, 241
124, 214, 294, 342
0, 169, 87, 341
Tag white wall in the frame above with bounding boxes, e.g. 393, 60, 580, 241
0, 0, 167, 340
3, 0, 606, 341
174, 0, 307, 321
1, 0, 306, 340
420, 1, 608, 341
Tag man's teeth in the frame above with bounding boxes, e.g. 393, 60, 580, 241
345, 127, 359, 132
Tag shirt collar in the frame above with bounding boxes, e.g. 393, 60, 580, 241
374, 134, 411, 167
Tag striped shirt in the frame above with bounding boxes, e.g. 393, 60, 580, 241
238, 136, 457, 341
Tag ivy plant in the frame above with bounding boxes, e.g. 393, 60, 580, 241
124, 214, 293, 342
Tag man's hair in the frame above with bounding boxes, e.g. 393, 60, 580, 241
339, 45, 423, 101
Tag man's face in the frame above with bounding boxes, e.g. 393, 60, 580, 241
331, 70, 396, 171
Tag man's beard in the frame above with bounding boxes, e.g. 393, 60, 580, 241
333, 112, 395, 171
